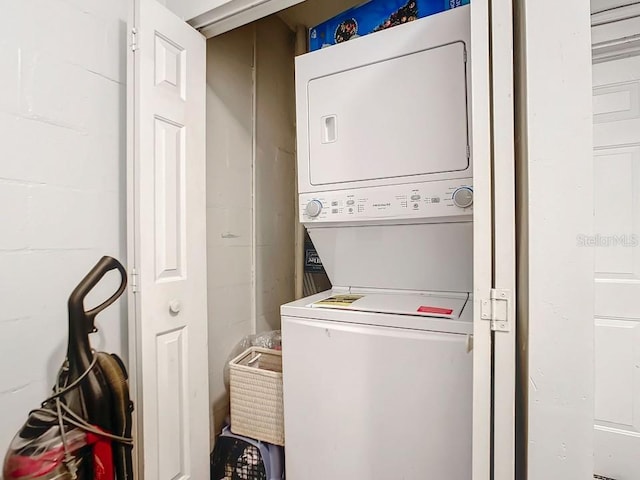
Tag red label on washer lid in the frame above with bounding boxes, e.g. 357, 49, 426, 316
417, 306, 454, 315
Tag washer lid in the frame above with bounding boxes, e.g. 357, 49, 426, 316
307, 222, 473, 293
281, 289, 473, 334
309, 291, 468, 319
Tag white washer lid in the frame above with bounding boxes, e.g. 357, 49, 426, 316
309, 291, 467, 319
307, 222, 473, 293
281, 289, 473, 335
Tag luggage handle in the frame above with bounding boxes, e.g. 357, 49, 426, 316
68, 256, 127, 333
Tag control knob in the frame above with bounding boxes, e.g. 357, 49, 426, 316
305, 199, 323, 218
452, 187, 473, 209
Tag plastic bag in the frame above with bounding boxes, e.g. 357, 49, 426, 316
223, 331, 282, 392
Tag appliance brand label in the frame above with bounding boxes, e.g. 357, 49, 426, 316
305, 246, 325, 273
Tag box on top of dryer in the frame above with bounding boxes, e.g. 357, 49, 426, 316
309, 0, 470, 52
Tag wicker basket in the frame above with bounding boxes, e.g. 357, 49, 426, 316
229, 347, 284, 446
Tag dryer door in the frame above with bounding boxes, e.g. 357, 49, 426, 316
307, 41, 469, 186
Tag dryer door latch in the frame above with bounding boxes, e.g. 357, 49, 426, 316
481, 289, 512, 332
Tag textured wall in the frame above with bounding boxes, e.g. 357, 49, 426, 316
205, 17, 296, 441
255, 17, 296, 333
205, 24, 255, 440
0, 0, 128, 461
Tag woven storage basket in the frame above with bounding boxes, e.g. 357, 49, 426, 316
229, 347, 284, 446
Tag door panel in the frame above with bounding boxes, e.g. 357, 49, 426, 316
593, 48, 640, 479
129, 0, 209, 478
307, 42, 469, 186
282, 316, 473, 480
593, 146, 639, 276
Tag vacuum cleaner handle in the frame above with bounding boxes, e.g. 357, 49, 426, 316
68, 256, 127, 334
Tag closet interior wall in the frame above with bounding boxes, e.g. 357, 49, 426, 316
205, 17, 296, 439
254, 17, 297, 333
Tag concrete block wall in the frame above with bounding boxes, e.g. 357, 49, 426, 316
205, 17, 296, 441
206, 24, 255, 439
0, 0, 128, 460
255, 17, 296, 333
255, 16, 297, 332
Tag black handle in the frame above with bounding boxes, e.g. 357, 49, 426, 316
68, 256, 127, 334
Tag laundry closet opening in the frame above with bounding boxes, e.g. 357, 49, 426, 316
204, 1, 476, 476
204, 1, 343, 437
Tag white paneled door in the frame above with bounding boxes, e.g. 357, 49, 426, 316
592, 32, 640, 478
128, 0, 209, 478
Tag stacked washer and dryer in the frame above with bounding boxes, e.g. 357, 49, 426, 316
281, 5, 473, 479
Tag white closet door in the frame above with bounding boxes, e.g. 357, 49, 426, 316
128, 0, 209, 478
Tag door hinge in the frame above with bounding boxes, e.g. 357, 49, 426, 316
130, 269, 139, 293
130, 28, 138, 52
481, 289, 511, 332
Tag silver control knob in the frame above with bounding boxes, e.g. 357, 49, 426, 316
305, 199, 323, 218
452, 187, 473, 209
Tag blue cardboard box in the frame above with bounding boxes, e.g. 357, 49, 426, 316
309, 0, 469, 51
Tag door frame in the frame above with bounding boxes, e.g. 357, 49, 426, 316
126, 2, 140, 475
472, 0, 518, 479
592, 3, 640, 62
188, 0, 304, 37
592, 2, 640, 27
489, 0, 518, 478
514, 0, 595, 478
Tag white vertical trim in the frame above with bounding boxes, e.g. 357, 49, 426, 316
490, 0, 517, 478
471, 1, 493, 479
513, 1, 529, 476
251, 24, 258, 334
294, 26, 306, 300
127, 2, 142, 476
518, 0, 595, 477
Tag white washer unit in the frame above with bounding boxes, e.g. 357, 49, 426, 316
282, 6, 473, 479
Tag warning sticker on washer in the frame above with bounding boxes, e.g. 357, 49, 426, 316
417, 306, 454, 315
312, 295, 364, 308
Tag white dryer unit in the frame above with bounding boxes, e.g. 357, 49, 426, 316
296, 5, 471, 194
295, 5, 473, 294
283, 5, 473, 480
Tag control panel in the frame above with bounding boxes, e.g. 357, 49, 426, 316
300, 179, 473, 223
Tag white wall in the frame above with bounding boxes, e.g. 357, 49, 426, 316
516, 0, 595, 477
0, 0, 128, 459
